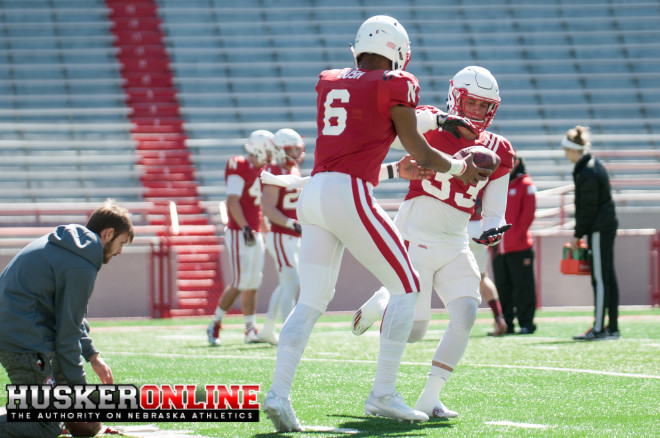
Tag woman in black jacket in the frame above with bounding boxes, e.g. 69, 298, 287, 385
562, 125, 620, 341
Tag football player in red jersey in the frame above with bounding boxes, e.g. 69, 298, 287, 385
257, 129, 305, 346
352, 66, 516, 418
207, 130, 274, 346
264, 16, 489, 432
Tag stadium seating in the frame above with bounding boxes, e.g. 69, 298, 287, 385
153, 0, 660, 212
0, 0, 135, 203
106, 0, 223, 315
0, 0, 225, 316
1, 0, 659, 315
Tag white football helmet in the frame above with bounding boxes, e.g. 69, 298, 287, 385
447, 66, 500, 132
244, 129, 274, 165
273, 128, 305, 166
352, 15, 411, 71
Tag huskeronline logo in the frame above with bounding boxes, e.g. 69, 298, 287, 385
6, 384, 260, 422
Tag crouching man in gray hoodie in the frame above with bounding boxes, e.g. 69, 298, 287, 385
0, 199, 134, 438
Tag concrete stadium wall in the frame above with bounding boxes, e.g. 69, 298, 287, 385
531, 233, 652, 307
87, 247, 152, 318
1, 231, 654, 319
253, 230, 656, 314
0, 247, 152, 319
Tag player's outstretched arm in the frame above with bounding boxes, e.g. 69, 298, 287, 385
454, 152, 493, 185
391, 105, 491, 184
378, 155, 435, 181
396, 154, 435, 180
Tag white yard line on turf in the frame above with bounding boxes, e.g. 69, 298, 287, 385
103, 351, 660, 380
107, 424, 211, 438
485, 420, 549, 429
469, 363, 660, 379
0, 411, 211, 438
304, 425, 360, 434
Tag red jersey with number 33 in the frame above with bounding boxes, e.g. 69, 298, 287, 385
264, 162, 302, 237
225, 156, 263, 232
405, 105, 515, 215
312, 68, 420, 186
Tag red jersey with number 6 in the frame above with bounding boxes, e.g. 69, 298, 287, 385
405, 105, 515, 215
225, 156, 263, 232
312, 68, 420, 186
264, 162, 302, 237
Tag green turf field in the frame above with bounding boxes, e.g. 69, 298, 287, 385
2, 307, 658, 437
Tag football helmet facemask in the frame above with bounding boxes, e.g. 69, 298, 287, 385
447, 66, 500, 132
273, 128, 305, 166
352, 15, 411, 71
244, 129, 274, 166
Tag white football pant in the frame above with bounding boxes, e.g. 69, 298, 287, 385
270, 172, 420, 399
266, 232, 300, 321
224, 228, 265, 290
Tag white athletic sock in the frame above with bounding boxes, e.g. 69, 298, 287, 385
270, 303, 322, 399
417, 369, 451, 408
244, 314, 256, 330
372, 292, 417, 397
213, 307, 226, 322
372, 340, 403, 398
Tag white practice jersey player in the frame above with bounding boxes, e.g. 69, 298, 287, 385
396, 105, 515, 320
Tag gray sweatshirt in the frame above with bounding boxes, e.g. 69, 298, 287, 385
0, 224, 103, 385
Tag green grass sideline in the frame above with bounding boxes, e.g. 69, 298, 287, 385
0, 307, 657, 437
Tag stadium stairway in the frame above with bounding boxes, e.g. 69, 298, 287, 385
106, 0, 222, 316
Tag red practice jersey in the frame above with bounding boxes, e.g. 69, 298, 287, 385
497, 172, 537, 254
312, 67, 420, 186
225, 155, 263, 232
406, 105, 515, 215
264, 162, 302, 237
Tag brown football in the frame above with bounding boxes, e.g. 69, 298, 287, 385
453, 145, 500, 172
64, 421, 103, 437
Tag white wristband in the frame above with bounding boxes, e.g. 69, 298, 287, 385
285, 218, 295, 229
378, 162, 399, 181
449, 159, 467, 176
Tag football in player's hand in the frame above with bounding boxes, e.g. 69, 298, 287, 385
453, 145, 500, 172
64, 421, 103, 437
